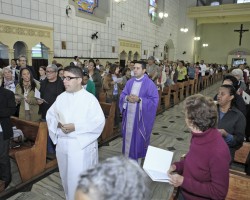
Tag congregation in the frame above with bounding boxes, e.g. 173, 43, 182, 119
0, 55, 250, 200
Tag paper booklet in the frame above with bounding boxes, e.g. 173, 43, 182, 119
143, 146, 174, 183
242, 91, 250, 105
34, 88, 48, 104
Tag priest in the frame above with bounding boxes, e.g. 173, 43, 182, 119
119, 61, 159, 164
46, 65, 105, 200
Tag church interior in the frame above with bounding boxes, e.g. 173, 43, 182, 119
0, 0, 250, 199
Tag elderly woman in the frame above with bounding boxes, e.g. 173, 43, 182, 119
75, 156, 151, 200
168, 94, 231, 200
231, 68, 247, 94
2, 67, 17, 93
15, 68, 41, 121
217, 84, 246, 161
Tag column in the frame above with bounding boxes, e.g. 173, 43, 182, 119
26, 50, 32, 66
8, 49, 15, 63
48, 50, 54, 64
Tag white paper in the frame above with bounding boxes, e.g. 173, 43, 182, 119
116, 77, 123, 83
34, 88, 48, 104
34, 88, 41, 99
242, 91, 250, 104
143, 146, 174, 183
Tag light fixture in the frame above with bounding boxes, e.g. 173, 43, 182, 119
211, 1, 220, 6
91, 32, 98, 40
66, 5, 72, 17
158, 0, 168, 19
180, 0, 188, 33
180, 27, 188, 32
121, 22, 125, 30
194, 37, 200, 40
159, 12, 164, 19
114, 0, 126, 3
202, 43, 208, 47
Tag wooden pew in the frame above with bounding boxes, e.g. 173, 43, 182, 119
183, 80, 190, 98
226, 170, 250, 200
170, 84, 179, 105
157, 90, 163, 114
99, 90, 106, 102
234, 142, 250, 164
99, 102, 116, 143
9, 117, 57, 182
189, 79, 195, 95
177, 82, 184, 101
162, 86, 171, 109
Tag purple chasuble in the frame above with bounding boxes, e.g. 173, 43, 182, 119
119, 75, 159, 160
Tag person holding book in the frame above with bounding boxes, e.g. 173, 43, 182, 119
15, 68, 40, 121
168, 94, 231, 200
119, 61, 159, 164
46, 65, 105, 200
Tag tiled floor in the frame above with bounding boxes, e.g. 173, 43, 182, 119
7, 82, 222, 200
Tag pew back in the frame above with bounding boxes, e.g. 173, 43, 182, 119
226, 170, 250, 200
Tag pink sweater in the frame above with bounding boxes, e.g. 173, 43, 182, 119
174, 128, 231, 200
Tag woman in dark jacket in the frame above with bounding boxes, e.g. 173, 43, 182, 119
88, 59, 102, 100
217, 84, 246, 162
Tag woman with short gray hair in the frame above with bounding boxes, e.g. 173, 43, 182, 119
75, 156, 151, 200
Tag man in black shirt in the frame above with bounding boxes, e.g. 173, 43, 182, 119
38, 64, 64, 155
0, 84, 16, 190
17, 55, 38, 80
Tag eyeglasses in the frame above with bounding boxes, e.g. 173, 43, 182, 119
19, 60, 26, 62
46, 70, 56, 73
62, 76, 81, 81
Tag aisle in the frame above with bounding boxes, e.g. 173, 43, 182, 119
8, 82, 221, 200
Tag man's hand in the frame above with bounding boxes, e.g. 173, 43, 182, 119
218, 129, 228, 137
59, 123, 75, 134
127, 94, 140, 103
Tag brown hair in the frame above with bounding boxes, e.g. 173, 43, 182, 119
109, 64, 119, 75
184, 94, 217, 132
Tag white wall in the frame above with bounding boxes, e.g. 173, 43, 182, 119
0, 0, 196, 61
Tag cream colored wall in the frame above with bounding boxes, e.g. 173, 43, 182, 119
0, 20, 54, 65
196, 22, 250, 65
53, 58, 119, 68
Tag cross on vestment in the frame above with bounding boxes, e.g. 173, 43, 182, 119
234, 24, 249, 46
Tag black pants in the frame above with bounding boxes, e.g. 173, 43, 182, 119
0, 133, 11, 188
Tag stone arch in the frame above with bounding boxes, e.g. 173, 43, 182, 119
120, 50, 127, 68
128, 51, 133, 61
165, 39, 175, 61
120, 50, 127, 60
133, 51, 139, 61
227, 48, 250, 67
13, 41, 28, 59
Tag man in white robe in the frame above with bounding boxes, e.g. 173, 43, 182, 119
46, 65, 105, 200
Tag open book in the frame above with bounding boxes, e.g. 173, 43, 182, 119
35, 88, 48, 104
143, 146, 174, 183
242, 91, 250, 105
